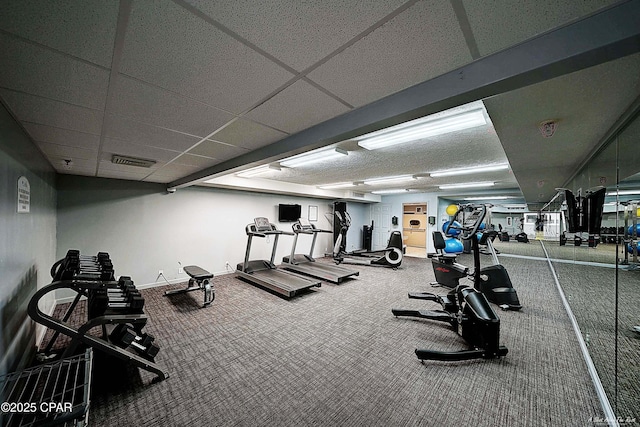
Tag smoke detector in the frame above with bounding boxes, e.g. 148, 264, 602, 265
538, 120, 558, 138
111, 154, 156, 168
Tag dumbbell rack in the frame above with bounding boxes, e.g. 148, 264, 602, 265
28, 279, 169, 383
0, 349, 92, 427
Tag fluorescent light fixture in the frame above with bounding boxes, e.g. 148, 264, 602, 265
430, 163, 509, 178
357, 108, 487, 150
464, 195, 515, 201
363, 175, 417, 185
371, 189, 408, 194
280, 147, 347, 168
607, 189, 640, 196
318, 182, 355, 190
235, 164, 281, 178
439, 181, 495, 190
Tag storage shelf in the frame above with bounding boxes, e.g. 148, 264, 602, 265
0, 349, 92, 427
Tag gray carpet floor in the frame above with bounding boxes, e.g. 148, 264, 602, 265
495, 238, 639, 421
550, 259, 639, 422
44, 256, 604, 426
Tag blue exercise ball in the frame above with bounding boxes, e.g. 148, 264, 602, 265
628, 241, 640, 254
628, 224, 640, 236
444, 238, 464, 254
442, 220, 462, 237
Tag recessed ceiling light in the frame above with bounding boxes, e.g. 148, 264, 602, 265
318, 182, 356, 190
363, 175, 417, 185
607, 189, 640, 196
280, 147, 347, 168
371, 189, 408, 194
357, 108, 487, 150
464, 195, 515, 200
439, 182, 495, 190
430, 163, 509, 178
235, 164, 281, 178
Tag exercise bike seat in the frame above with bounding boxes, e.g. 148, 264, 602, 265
429, 232, 459, 262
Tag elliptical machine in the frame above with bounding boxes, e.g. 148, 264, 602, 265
332, 211, 403, 268
392, 205, 509, 361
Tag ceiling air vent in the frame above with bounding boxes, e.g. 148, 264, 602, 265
350, 191, 366, 199
111, 154, 156, 168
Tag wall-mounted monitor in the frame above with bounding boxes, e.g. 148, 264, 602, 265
278, 204, 301, 222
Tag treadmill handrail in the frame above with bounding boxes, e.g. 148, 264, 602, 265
292, 221, 331, 234
245, 223, 294, 237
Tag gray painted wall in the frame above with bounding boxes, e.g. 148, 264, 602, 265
0, 103, 57, 375
380, 192, 440, 252
56, 175, 370, 299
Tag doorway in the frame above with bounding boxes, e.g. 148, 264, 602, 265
403, 203, 427, 258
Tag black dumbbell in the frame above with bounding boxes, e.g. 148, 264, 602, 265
104, 280, 139, 300
88, 291, 145, 318
110, 325, 159, 359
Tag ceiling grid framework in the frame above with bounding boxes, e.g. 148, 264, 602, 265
0, 0, 638, 204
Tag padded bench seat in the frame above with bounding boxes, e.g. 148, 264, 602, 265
164, 265, 214, 307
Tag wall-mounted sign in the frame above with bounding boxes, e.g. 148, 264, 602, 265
17, 176, 30, 213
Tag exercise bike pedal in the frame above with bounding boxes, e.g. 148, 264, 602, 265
391, 308, 452, 322
408, 291, 437, 300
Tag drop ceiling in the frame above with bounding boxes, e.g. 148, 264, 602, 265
1, 0, 639, 206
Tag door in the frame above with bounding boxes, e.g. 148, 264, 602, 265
371, 204, 392, 250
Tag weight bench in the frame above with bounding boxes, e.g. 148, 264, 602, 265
164, 265, 214, 307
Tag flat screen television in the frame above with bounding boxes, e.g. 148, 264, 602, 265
278, 204, 301, 222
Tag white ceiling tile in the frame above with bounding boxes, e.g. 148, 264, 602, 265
144, 163, 204, 182
185, 0, 407, 71
48, 156, 97, 172
104, 115, 202, 152
142, 174, 178, 184
102, 138, 181, 163
0, 35, 110, 110
120, 0, 294, 114
171, 154, 222, 169
0, 89, 103, 134
211, 118, 287, 150
188, 140, 248, 161
463, 0, 619, 57
150, 162, 206, 177
109, 76, 236, 137
97, 168, 152, 181
56, 169, 96, 178
245, 80, 350, 134
0, 0, 118, 67
24, 123, 100, 149
36, 141, 97, 161
307, 0, 472, 107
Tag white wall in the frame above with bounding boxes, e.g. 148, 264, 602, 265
56, 176, 374, 297
0, 103, 57, 375
379, 192, 441, 252
342, 202, 369, 253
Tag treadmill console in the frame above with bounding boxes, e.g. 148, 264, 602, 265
254, 217, 273, 232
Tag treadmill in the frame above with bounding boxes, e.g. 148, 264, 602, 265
282, 219, 359, 284
236, 217, 321, 298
